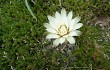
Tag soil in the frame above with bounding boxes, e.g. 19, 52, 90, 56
87, 16, 110, 30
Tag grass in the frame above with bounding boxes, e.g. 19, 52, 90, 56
0, 0, 110, 69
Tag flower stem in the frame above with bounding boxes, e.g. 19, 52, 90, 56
25, 0, 37, 21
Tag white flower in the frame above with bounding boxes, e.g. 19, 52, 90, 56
44, 8, 83, 46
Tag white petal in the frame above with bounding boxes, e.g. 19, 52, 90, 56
46, 28, 57, 34
68, 30, 82, 36
55, 11, 61, 20
47, 15, 55, 23
53, 38, 60, 46
73, 23, 83, 30
69, 24, 73, 31
70, 16, 81, 25
49, 22, 57, 29
67, 11, 72, 22
61, 8, 66, 18
66, 37, 75, 44
59, 37, 65, 44
44, 23, 51, 28
63, 35, 69, 38
55, 12, 61, 27
61, 8, 67, 23
47, 16, 58, 29
46, 34, 60, 39
69, 16, 81, 31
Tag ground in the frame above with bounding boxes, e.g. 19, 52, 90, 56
0, 0, 110, 70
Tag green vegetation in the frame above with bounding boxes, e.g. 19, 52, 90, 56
0, 0, 110, 69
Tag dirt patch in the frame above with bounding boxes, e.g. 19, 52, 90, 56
87, 16, 110, 30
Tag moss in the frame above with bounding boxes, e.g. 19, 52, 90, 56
0, 0, 110, 70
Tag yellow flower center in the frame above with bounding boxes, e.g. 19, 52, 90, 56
58, 25, 68, 36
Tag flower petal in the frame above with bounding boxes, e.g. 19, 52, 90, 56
59, 37, 65, 44
59, 8, 68, 28
55, 11, 61, 20
69, 24, 73, 31
66, 37, 75, 44
46, 34, 60, 39
69, 16, 81, 31
47, 15, 58, 29
68, 30, 82, 36
73, 23, 83, 30
49, 22, 57, 29
53, 38, 60, 46
55, 12, 62, 27
46, 28, 57, 34
61, 8, 66, 18
67, 11, 72, 22
63, 35, 69, 38
47, 15, 55, 23
70, 16, 81, 25
44, 23, 51, 28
